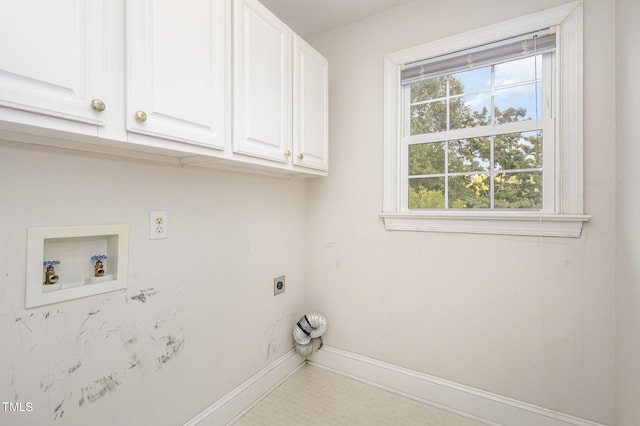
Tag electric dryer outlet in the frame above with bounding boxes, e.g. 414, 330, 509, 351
274, 275, 285, 295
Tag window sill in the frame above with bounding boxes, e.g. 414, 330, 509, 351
379, 212, 591, 237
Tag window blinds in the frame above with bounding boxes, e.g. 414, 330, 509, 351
401, 29, 556, 85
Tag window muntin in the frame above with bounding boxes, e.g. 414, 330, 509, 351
403, 52, 552, 211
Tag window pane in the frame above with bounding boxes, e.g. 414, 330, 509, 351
494, 171, 542, 208
450, 94, 491, 129
409, 177, 445, 208
411, 77, 447, 102
448, 138, 490, 173
411, 101, 447, 134
494, 83, 541, 123
403, 53, 552, 211
448, 174, 490, 208
409, 142, 445, 175
494, 56, 541, 87
494, 131, 542, 171
451, 67, 491, 95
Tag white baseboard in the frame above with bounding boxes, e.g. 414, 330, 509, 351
308, 346, 605, 426
185, 349, 305, 426
185, 345, 605, 426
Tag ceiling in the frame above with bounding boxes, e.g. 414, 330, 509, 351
257, 0, 416, 37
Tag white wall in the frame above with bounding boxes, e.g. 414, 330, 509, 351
615, 0, 640, 424
0, 141, 307, 425
307, 0, 616, 424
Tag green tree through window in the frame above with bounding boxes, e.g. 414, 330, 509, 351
407, 62, 544, 210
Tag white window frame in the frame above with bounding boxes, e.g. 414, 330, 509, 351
381, 1, 590, 237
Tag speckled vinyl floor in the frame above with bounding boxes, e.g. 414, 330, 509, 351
233, 364, 488, 426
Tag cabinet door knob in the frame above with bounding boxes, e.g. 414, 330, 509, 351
284, 150, 291, 158
91, 99, 106, 112
297, 153, 304, 160
134, 111, 148, 122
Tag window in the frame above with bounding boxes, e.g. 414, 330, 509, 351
381, 2, 590, 237
404, 31, 554, 211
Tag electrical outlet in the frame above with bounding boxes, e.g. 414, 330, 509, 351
273, 275, 285, 296
149, 211, 168, 239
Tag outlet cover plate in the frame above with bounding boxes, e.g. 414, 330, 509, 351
274, 275, 285, 295
149, 211, 168, 239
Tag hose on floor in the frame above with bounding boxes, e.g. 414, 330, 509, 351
293, 312, 327, 357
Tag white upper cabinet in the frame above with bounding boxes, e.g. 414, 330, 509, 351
293, 37, 329, 172
0, 0, 106, 127
233, 0, 292, 163
0, 0, 327, 176
126, 0, 228, 149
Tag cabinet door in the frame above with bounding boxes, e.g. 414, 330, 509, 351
0, 0, 106, 126
127, 0, 228, 149
233, 0, 291, 163
293, 37, 329, 172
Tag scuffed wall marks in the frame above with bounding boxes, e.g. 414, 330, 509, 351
53, 398, 64, 420
79, 373, 120, 406
129, 288, 158, 303
156, 334, 185, 369
0, 282, 188, 424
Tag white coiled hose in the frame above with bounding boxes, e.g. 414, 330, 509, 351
293, 312, 327, 357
